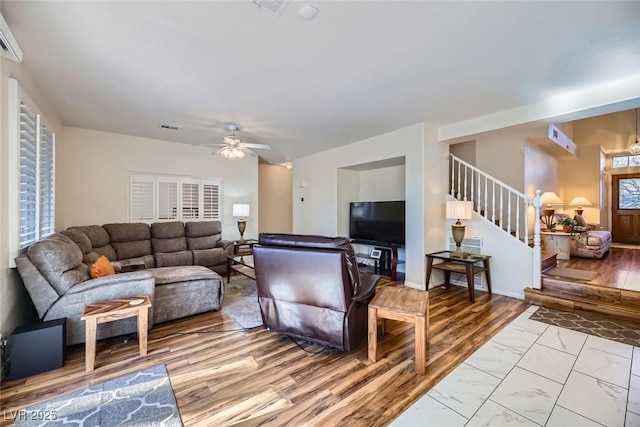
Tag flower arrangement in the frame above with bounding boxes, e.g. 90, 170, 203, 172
557, 217, 578, 232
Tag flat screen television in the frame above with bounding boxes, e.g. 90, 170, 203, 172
349, 201, 405, 245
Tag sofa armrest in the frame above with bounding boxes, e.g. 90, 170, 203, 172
66, 271, 154, 295
217, 239, 234, 250
353, 273, 381, 302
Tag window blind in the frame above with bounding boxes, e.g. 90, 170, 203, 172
130, 174, 155, 222
39, 125, 55, 237
19, 102, 39, 248
203, 180, 221, 220
181, 180, 199, 219
158, 178, 178, 220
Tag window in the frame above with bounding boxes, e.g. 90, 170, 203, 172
8, 79, 56, 260
612, 155, 640, 168
129, 173, 222, 223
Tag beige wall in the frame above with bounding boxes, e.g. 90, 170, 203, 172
476, 128, 529, 192
573, 110, 636, 153
63, 127, 259, 240
558, 145, 604, 224
258, 164, 292, 235
0, 56, 65, 344
449, 140, 476, 166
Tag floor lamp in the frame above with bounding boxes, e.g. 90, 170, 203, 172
540, 192, 564, 231
446, 200, 474, 254
232, 203, 250, 241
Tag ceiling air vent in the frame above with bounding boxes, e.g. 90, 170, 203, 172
160, 124, 179, 131
251, 0, 291, 16
0, 13, 23, 63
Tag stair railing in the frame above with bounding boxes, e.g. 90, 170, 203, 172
449, 154, 542, 289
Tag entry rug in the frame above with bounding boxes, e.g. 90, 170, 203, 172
530, 306, 640, 347
543, 266, 597, 282
222, 276, 263, 329
14, 364, 182, 427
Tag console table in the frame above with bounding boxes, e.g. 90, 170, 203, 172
540, 231, 571, 260
425, 251, 492, 302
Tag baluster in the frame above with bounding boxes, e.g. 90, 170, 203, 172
463, 166, 468, 201
457, 160, 461, 199
515, 196, 520, 240
484, 175, 488, 219
507, 191, 512, 236
450, 156, 455, 196
492, 181, 496, 224
477, 171, 481, 214
470, 169, 475, 206
499, 186, 503, 229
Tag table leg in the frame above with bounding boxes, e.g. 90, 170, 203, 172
85, 318, 97, 372
415, 314, 427, 375
138, 307, 149, 357
368, 307, 378, 363
444, 271, 451, 288
226, 258, 232, 283
484, 259, 492, 294
465, 263, 475, 302
425, 257, 434, 288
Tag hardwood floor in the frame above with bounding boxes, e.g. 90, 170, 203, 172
0, 282, 529, 426
559, 246, 640, 290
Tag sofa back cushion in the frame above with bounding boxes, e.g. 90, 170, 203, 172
68, 225, 117, 261
27, 233, 89, 295
151, 222, 193, 267
185, 221, 222, 250
103, 223, 152, 261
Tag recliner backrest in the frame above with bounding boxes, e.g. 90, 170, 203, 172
151, 221, 193, 267
103, 223, 154, 267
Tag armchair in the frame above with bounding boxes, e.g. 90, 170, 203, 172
253, 233, 380, 351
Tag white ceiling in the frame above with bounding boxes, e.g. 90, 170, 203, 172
3, 1, 640, 164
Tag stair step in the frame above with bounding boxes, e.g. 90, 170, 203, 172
524, 286, 640, 322
541, 251, 557, 273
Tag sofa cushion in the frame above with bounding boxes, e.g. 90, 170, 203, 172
68, 225, 117, 261
192, 248, 226, 267
89, 255, 116, 278
185, 221, 222, 250
61, 228, 92, 254
103, 223, 152, 260
149, 265, 219, 285
27, 233, 90, 295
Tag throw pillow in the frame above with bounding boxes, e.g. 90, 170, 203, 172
90, 255, 115, 278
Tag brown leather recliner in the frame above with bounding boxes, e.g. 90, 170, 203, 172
253, 233, 381, 351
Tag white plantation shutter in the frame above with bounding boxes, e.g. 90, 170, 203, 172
157, 177, 178, 220
19, 102, 39, 248
39, 125, 55, 237
129, 174, 155, 222
181, 179, 199, 220
128, 174, 222, 222
202, 179, 221, 220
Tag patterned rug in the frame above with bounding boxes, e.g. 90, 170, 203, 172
222, 276, 263, 329
14, 365, 182, 426
530, 306, 640, 347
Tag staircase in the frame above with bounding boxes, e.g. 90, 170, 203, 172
449, 154, 542, 289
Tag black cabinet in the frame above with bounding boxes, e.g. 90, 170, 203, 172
353, 241, 404, 281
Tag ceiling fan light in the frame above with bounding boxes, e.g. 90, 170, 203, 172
220, 146, 246, 160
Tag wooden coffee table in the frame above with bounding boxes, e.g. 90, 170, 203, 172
81, 295, 152, 372
368, 286, 429, 375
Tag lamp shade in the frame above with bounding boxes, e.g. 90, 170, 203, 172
446, 201, 474, 220
232, 204, 250, 218
569, 196, 593, 207
540, 192, 564, 206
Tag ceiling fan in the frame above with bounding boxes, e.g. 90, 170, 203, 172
213, 125, 271, 160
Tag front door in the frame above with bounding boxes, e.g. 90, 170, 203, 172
612, 173, 640, 243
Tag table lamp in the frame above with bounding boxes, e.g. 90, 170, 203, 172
446, 200, 474, 254
540, 192, 564, 231
232, 203, 250, 241
569, 196, 593, 216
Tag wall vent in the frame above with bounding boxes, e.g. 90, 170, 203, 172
0, 13, 23, 63
251, 0, 291, 16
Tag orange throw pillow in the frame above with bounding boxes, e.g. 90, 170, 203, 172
90, 255, 116, 278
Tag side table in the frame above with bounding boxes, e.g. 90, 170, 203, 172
425, 251, 492, 302
368, 286, 429, 375
540, 231, 571, 260
232, 239, 258, 256
81, 295, 152, 372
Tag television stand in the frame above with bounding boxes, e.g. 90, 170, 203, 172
352, 240, 403, 281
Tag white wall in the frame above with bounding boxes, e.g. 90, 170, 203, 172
336, 169, 359, 238
63, 127, 259, 240
0, 57, 65, 344
258, 164, 292, 235
359, 165, 406, 201
293, 123, 447, 288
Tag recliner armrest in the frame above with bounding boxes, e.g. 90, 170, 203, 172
353, 273, 381, 301
66, 271, 154, 294
217, 239, 233, 250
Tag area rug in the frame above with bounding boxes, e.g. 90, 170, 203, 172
543, 266, 597, 282
222, 276, 263, 329
530, 306, 640, 347
14, 364, 182, 426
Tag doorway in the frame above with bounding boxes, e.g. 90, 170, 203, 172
612, 173, 640, 243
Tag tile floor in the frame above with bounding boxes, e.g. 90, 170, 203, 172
391, 306, 640, 426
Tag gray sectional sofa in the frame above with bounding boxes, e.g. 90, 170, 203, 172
15, 221, 233, 345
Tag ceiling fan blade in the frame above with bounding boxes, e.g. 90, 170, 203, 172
241, 143, 271, 150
